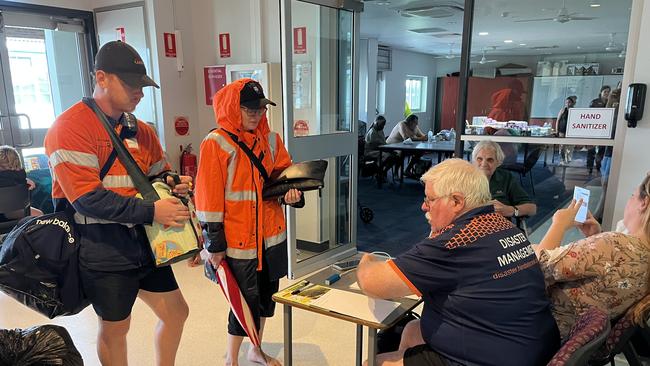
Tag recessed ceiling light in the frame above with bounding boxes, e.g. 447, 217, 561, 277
519, 43, 527, 46
589, 1, 601, 7
376, 1, 391, 5
504, 40, 513, 43
479, 32, 489, 36
577, 46, 582, 49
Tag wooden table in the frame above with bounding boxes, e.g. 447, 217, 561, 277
377, 141, 459, 187
273, 263, 421, 366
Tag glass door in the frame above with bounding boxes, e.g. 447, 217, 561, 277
0, 10, 92, 158
281, 0, 363, 278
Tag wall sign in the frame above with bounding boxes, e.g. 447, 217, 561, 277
293, 120, 309, 137
219, 33, 231, 58
174, 116, 190, 136
203, 66, 227, 106
566, 108, 615, 138
164, 32, 176, 57
116, 27, 126, 42
293, 27, 307, 54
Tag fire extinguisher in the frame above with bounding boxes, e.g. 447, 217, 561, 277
180, 144, 197, 181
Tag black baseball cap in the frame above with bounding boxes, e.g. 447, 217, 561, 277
95, 41, 159, 89
240, 81, 276, 109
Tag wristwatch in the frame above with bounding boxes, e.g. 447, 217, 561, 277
513, 206, 520, 217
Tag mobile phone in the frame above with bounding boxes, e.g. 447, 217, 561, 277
332, 259, 360, 271
573, 186, 590, 223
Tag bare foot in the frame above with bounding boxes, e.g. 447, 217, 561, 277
247, 346, 281, 366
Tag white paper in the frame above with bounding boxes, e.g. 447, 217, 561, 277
573, 186, 590, 223
310, 288, 401, 324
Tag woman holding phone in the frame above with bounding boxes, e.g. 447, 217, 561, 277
533, 175, 650, 340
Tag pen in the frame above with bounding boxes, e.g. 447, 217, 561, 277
291, 283, 316, 295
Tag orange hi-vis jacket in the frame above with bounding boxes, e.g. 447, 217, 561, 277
44, 101, 171, 270
195, 79, 292, 279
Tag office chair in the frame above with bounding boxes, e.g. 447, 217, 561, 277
502, 146, 544, 196
589, 294, 650, 366
0, 183, 31, 235
548, 307, 610, 366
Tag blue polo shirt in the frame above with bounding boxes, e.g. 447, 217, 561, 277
391, 205, 559, 366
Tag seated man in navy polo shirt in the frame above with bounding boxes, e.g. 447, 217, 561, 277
357, 159, 559, 366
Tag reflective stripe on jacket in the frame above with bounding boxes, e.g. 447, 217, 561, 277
195, 78, 292, 279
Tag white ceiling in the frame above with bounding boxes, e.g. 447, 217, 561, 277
360, 0, 633, 57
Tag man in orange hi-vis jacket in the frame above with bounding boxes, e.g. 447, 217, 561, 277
45, 41, 191, 366
195, 79, 304, 366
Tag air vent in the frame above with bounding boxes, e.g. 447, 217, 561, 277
409, 27, 448, 34
398, 2, 464, 18
377, 45, 391, 71
529, 45, 559, 50
431, 32, 462, 39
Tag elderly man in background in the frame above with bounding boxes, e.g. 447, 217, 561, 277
472, 140, 536, 219
357, 159, 559, 366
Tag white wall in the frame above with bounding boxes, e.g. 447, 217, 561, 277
604, 0, 650, 229
379, 48, 437, 134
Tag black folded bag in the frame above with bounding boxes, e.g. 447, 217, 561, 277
0, 211, 88, 318
262, 160, 328, 200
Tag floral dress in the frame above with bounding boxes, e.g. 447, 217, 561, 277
537, 232, 649, 339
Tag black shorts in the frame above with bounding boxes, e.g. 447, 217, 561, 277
80, 264, 179, 321
404, 344, 452, 366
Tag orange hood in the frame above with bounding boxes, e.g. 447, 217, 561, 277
212, 78, 271, 140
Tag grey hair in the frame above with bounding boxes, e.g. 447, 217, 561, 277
420, 158, 491, 209
472, 140, 505, 166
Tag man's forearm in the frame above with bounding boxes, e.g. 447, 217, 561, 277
72, 188, 154, 224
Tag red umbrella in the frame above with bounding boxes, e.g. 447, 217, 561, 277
204, 261, 260, 347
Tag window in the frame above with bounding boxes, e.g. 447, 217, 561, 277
405, 75, 427, 112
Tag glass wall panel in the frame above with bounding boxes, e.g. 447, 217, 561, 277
465, 0, 632, 240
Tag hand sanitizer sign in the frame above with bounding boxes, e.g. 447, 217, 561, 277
566, 108, 615, 139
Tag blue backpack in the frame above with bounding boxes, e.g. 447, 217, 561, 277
0, 210, 88, 318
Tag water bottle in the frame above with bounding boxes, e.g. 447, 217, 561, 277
427, 130, 434, 143
449, 128, 456, 141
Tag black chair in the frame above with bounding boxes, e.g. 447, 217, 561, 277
358, 137, 380, 179
502, 146, 543, 196
0, 183, 30, 235
548, 307, 611, 366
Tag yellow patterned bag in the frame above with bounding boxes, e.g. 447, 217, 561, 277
138, 182, 201, 266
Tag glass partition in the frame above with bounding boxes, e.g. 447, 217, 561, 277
282, 0, 360, 278
290, 0, 353, 137
461, 0, 632, 239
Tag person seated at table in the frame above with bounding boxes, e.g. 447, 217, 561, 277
387, 115, 427, 178
365, 115, 397, 176
386, 114, 427, 144
533, 174, 650, 340
0, 145, 43, 221
471, 140, 536, 219
357, 159, 559, 366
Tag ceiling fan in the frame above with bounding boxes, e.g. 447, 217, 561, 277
471, 49, 497, 65
515, 0, 598, 23
434, 44, 460, 59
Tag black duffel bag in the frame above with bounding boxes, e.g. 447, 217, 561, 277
0, 210, 88, 318
0, 325, 84, 366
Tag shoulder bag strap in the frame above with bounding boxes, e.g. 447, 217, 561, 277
82, 97, 159, 202
222, 129, 269, 181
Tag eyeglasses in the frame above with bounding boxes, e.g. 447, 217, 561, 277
241, 106, 268, 117
423, 195, 448, 208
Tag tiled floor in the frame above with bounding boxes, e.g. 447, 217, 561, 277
0, 262, 370, 365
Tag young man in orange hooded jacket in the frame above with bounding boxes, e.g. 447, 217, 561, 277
195, 79, 303, 365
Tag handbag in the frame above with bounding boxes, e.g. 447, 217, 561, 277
83, 98, 200, 267
0, 139, 124, 318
